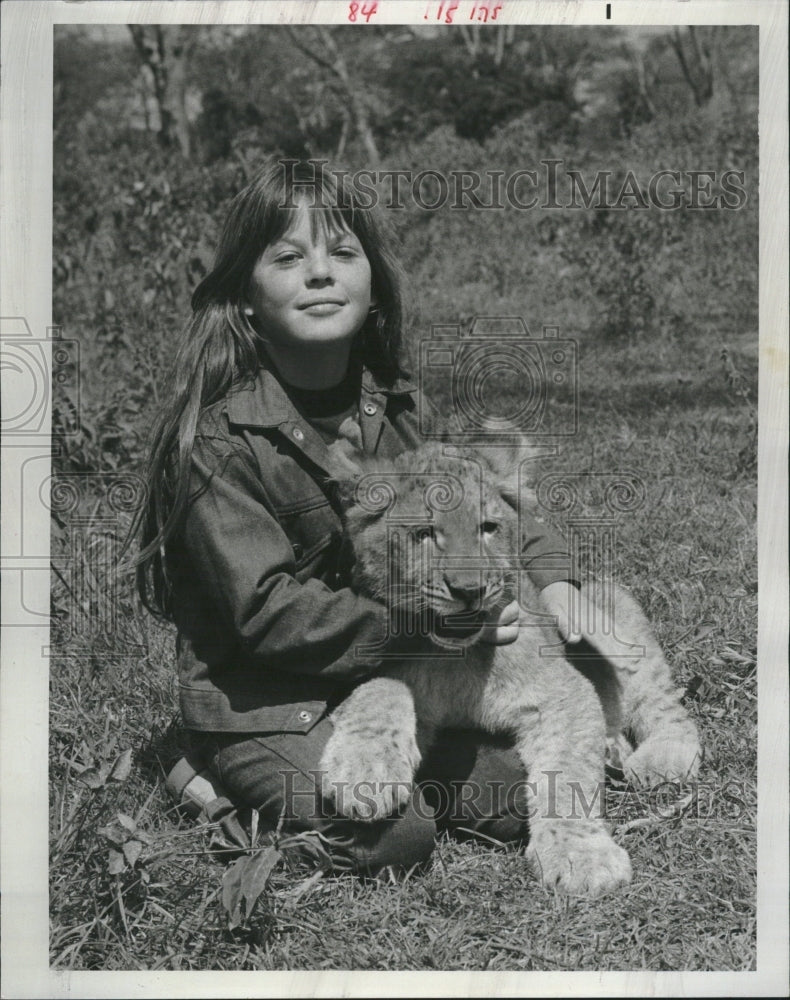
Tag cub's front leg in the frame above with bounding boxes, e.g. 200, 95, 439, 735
490, 652, 632, 896
579, 582, 703, 785
319, 677, 422, 822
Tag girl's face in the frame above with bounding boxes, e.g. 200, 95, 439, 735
245, 203, 374, 354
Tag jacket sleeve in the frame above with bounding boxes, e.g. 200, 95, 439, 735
178, 431, 389, 683
519, 512, 579, 591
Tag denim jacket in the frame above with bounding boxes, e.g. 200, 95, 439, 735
172, 363, 571, 734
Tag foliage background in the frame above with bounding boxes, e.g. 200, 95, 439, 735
50, 23, 758, 972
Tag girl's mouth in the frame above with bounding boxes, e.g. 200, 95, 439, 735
299, 301, 344, 315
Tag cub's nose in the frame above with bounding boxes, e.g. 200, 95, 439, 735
445, 579, 486, 609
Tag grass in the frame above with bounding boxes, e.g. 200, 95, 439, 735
48, 320, 757, 972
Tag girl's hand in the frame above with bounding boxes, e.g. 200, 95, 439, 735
479, 599, 521, 645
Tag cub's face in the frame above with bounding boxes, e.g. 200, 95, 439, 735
340, 446, 520, 644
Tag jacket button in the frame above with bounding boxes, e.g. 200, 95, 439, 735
298, 711, 312, 723
292, 427, 305, 441
362, 402, 377, 416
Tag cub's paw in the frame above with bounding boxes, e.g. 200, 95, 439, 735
623, 736, 702, 786
319, 728, 421, 823
526, 821, 632, 897
605, 732, 633, 772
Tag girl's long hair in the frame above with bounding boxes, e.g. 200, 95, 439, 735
131, 159, 407, 618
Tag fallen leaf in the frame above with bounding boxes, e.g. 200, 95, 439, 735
108, 849, 125, 875
123, 840, 143, 867
109, 748, 133, 782
241, 847, 282, 914
221, 858, 246, 929
117, 812, 137, 832
80, 765, 110, 789
721, 647, 754, 664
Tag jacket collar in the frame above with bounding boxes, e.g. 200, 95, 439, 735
226, 363, 417, 429
226, 366, 292, 428
361, 368, 418, 398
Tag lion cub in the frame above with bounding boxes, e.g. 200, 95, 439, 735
320, 443, 701, 896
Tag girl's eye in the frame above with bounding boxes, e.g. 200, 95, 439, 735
274, 252, 300, 264
481, 521, 499, 535
332, 246, 357, 258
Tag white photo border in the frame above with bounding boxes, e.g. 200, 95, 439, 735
1, 1, 787, 996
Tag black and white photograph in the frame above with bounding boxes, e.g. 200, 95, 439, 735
1, 1, 787, 995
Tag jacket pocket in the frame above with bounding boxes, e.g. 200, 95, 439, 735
274, 493, 341, 568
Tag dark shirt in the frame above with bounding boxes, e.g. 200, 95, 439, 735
284, 367, 359, 445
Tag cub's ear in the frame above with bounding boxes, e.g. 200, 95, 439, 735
472, 434, 544, 481
325, 414, 368, 485
325, 439, 395, 515
326, 437, 365, 480
325, 438, 366, 509
465, 434, 547, 513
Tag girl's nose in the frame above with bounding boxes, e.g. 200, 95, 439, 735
305, 249, 333, 283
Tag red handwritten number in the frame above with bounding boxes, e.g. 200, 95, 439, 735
349, 1, 378, 21
470, 3, 503, 20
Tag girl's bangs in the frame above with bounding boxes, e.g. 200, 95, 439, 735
263, 197, 359, 248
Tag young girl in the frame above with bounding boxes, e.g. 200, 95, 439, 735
136, 159, 582, 875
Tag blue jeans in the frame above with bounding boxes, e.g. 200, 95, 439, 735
191, 719, 531, 876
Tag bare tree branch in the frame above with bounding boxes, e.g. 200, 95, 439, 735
284, 26, 380, 164
458, 24, 478, 60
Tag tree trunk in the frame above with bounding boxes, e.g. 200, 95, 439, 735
128, 26, 192, 158
670, 26, 714, 107
623, 41, 656, 120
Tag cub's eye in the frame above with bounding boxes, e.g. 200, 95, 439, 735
414, 525, 435, 543
481, 520, 500, 535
